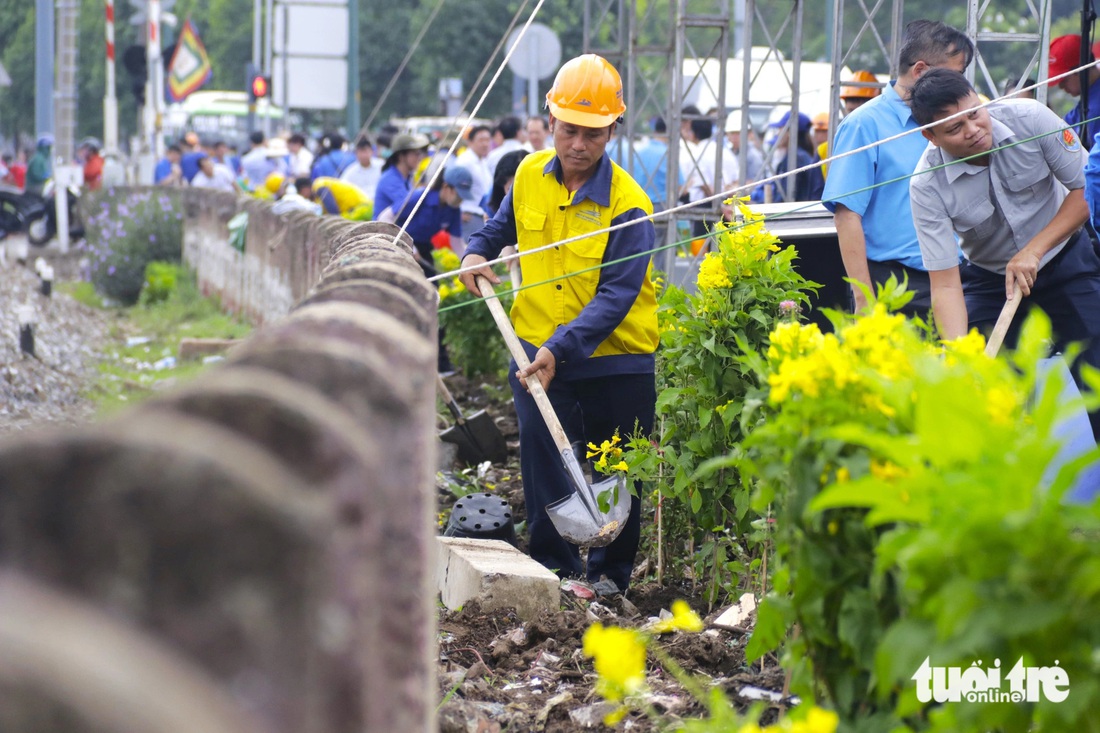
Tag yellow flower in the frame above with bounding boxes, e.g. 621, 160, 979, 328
836, 466, 850, 483
651, 600, 705, 634
869, 459, 906, 481
435, 248, 461, 272
943, 329, 987, 357
803, 707, 839, 733
767, 321, 824, 361
696, 252, 733, 290
582, 623, 647, 701
610, 460, 629, 472
603, 705, 629, 726
987, 384, 1020, 425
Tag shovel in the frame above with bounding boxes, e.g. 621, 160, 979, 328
475, 275, 630, 547
436, 374, 509, 465
984, 282, 1022, 357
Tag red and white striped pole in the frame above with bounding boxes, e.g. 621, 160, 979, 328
103, 0, 118, 155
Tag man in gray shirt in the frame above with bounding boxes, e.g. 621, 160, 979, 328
909, 68, 1100, 438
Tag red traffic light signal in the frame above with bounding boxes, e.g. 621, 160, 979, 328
250, 74, 270, 101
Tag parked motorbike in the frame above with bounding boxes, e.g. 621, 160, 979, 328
25, 180, 84, 246
0, 185, 48, 241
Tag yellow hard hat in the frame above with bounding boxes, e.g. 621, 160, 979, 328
264, 172, 285, 194
841, 69, 881, 100
812, 112, 830, 131
545, 54, 626, 128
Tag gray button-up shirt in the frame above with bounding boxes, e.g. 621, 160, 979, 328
910, 98, 1087, 275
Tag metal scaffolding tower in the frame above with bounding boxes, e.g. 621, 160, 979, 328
966, 0, 1052, 105
55, 0, 80, 164
582, 0, 1055, 269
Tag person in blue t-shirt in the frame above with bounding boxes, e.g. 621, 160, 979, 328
822, 20, 973, 316
396, 164, 475, 373
310, 132, 356, 180
394, 165, 473, 274
750, 111, 823, 204
154, 145, 185, 186
373, 133, 430, 221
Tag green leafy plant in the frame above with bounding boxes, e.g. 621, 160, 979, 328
81, 188, 184, 304
139, 261, 181, 306
622, 199, 817, 601
740, 300, 1100, 731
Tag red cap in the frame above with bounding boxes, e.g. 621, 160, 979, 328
1049, 34, 1084, 84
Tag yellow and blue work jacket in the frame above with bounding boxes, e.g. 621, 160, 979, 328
466, 149, 658, 379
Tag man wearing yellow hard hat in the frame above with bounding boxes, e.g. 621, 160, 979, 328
459, 54, 657, 596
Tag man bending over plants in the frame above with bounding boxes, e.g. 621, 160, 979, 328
909, 67, 1100, 439
459, 54, 657, 594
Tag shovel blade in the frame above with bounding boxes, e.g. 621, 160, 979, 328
440, 410, 508, 465
546, 473, 631, 548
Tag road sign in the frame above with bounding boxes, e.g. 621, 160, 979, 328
272, 57, 347, 109
273, 3, 347, 56
505, 22, 561, 81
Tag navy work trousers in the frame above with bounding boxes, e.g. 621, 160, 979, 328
962, 229, 1100, 440
508, 366, 656, 591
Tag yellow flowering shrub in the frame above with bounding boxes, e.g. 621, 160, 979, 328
741, 305, 1100, 731
620, 199, 817, 601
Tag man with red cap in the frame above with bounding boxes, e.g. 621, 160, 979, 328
1049, 34, 1100, 145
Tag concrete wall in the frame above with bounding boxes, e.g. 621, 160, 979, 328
0, 190, 438, 733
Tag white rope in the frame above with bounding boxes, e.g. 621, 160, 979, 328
391, 0, 548, 253
430, 60, 1100, 284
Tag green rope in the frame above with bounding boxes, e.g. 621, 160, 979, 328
436, 112, 1100, 317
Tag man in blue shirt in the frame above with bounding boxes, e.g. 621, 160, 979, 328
394, 165, 471, 272
1049, 34, 1100, 148
631, 117, 680, 211
823, 20, 973, 316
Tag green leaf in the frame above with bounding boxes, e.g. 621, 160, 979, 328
745, 595, 791, 663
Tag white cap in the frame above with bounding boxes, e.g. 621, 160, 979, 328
725, 110, 744, 133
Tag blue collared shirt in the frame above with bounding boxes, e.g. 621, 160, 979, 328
822, 80, 929, 270
394, 188, 462, 245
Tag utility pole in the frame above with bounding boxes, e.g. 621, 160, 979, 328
347, 0, 359, 133
250, 0, 261, 134
35, 0, 54, 138
55, 0, 79, 166
264, 0, 273, 137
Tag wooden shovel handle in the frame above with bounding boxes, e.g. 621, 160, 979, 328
475, 275, 572, 454
984, 282, 1022, 358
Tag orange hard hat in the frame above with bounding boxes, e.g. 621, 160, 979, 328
545, 54, 626, 128
812, 112, 830, 131
840, 69, 881, 100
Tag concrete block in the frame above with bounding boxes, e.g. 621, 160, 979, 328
179, 337, 238, 362
436, 537, 560, 621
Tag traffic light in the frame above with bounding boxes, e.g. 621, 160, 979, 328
123, 45, 148, 105
247, 63, 271, 103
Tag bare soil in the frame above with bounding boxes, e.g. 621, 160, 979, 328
434, 373, 786, 732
